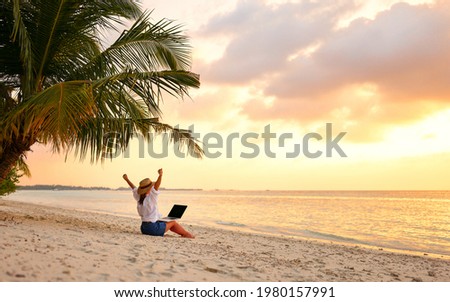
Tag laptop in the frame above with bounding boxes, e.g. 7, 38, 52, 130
158, 204, 188, 222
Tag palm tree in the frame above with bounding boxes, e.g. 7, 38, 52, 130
0, 0, 202, 183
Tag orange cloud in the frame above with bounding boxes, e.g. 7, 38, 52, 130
195, 1, 450, 143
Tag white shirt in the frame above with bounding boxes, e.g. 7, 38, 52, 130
133, 187, 162, 222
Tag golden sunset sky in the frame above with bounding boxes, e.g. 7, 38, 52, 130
19, 0, 450, 190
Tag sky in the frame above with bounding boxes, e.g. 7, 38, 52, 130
19, 0, 450, 190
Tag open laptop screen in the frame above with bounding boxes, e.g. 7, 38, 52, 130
167, 204, 187, 219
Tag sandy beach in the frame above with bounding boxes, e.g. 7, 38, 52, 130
0, 199, 449, 282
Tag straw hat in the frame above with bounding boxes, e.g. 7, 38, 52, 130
137, 178, 153, 195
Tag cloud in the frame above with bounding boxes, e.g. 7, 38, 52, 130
198, 0, 357, 83
268, 2, 450, 101
195, 1, 450, 143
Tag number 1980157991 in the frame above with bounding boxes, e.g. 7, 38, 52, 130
256, 286, 335, 298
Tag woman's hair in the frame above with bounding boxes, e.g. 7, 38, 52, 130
138, 194, 146, 205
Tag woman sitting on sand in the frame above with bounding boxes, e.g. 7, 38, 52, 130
122, 169, 194, 239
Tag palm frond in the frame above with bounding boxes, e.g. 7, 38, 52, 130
10, 0, 36, 96
89, 0, 142, 29
113, 12, 192, 70
1, 0, 202, 181
93, 69, 200, 117
71, 117, 203, 163
72, 11, 194, 81
16, 154, 31, 177
0, 1, 21, 84
0, 82, 18, 115
2, 80, 96, 151
18, 0, 140, 90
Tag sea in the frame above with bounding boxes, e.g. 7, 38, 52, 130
3, 190, 449, 257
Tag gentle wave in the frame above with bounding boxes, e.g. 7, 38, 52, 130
215, 221, 247, 227
302, 229, 368, 245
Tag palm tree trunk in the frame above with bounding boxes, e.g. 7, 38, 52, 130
0, 142, 31, 183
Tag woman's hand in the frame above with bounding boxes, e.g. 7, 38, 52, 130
154, 169, 163, 190
123, 174, 135, 189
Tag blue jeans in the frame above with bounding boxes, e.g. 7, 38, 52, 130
141, 221, 166, 237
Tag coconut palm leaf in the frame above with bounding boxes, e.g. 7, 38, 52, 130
0, 0, 202, 182
71, 117, 203, 163
71, 12, 193, 81
2, 80, 96, 148
2, 70, 201, 157
93, 69, 200, 115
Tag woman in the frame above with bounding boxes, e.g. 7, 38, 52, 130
123, 169, 194, 238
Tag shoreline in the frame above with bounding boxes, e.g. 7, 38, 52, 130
6, 197, 449, 261
1, 199, 449, 281
5, 190, 449, 258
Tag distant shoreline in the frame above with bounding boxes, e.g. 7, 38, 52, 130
17, 185, 203, 191
15, 186, 450, 192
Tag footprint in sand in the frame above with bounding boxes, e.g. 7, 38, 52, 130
127, 257, 137, 263
205, 267, 221, 274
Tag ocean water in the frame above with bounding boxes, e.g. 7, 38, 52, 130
3, 190, 450, 257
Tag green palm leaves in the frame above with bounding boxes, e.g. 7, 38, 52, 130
0, 0, 202, 181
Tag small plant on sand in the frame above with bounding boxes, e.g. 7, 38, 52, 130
0, 156, 30, 196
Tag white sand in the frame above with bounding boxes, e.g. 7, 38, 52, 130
0, 199, 449, 282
